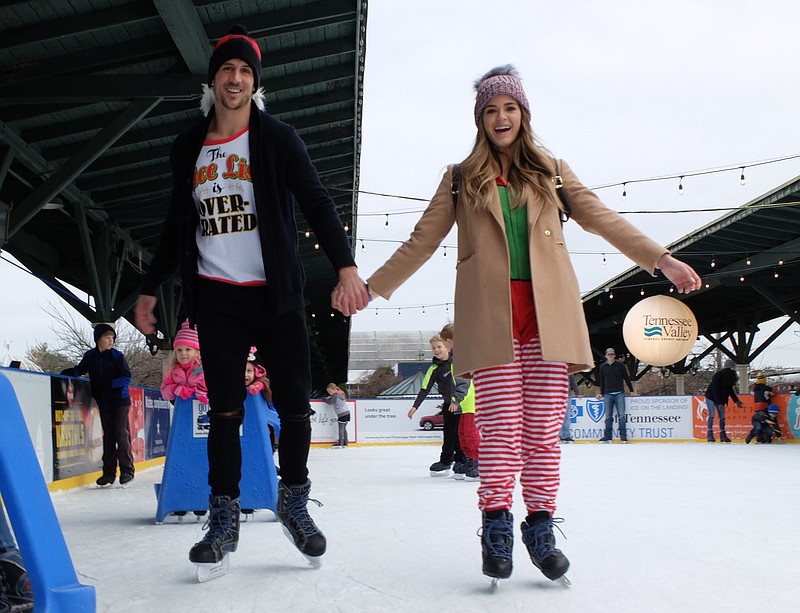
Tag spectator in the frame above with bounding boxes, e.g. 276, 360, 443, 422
64, 323, 134, 486
704, 359, 743, 443
596, 348, 635, 443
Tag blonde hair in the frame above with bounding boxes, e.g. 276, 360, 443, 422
429, 333, 445, 345
460, 111, 563, 213
163, 348, 201, 377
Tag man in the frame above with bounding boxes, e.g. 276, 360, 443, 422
596, 348, 634, 443
134, 25, 368, 567
704, 359, 743, 443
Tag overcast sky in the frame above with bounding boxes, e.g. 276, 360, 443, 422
2, 0, 800, 368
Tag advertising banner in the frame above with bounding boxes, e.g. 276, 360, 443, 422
144, 389, 171, 459
349, 398, 444, 444
692, 393, 795, 440
51, 377, 102, 480
128, 387, 145, 463
310, 399, 357, 444
563, 395, 694, 441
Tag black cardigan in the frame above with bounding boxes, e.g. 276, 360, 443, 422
141, 102, 356, 320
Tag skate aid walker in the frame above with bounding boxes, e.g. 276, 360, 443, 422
0, 371, 96, 612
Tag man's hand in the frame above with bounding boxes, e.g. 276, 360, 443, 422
331, 266, 369, 316
657, 254, 702, 294
134, 294, 158, 334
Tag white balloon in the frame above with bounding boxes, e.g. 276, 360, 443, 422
622, 295, 698, 366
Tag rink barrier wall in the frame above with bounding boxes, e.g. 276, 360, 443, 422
2, 366, 796, 493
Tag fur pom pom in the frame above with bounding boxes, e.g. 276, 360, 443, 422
474, 64, 520, 90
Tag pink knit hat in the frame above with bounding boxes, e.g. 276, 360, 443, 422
473, 65, 531, 125
174, 320, 200, 350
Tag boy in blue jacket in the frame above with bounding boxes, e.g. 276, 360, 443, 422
66, 323, 134, 486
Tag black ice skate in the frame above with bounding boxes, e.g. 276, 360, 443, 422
0, 548, 34, 611
452, 461, 467, 480
478, 510, 514, 588
429, 461, 454, 477
189, 495, 240, 582
277, 480, 326, 565
464, 458, 480, 482
95, 474, 115, 487
719, 432, 731, 443
520, 514, 571, 586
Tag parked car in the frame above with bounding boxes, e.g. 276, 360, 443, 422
419, 409, 444, 431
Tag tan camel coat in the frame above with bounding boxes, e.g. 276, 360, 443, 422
366, 160, 668, 376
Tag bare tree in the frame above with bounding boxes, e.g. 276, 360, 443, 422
349, 366, 403, 398
26, 302, 165, 388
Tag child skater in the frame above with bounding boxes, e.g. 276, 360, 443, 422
161, 320, 208, 405
245, 347, 278, 454
325, 384, 351, 448
355, 65, 701, 584
409, 334, 469, 477
746, 404, 781, 444
440, 323, 480, 481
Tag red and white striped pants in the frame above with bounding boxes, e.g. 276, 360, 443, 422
473, 336, 568, 515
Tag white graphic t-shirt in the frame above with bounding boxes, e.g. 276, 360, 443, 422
193, 127, 266, 285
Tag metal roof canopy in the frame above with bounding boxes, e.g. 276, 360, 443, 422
582, 174, 800, 376
0, 0, 368, 392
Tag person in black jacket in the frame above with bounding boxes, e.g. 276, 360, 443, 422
596, 348, 635, 443
133, 25, 369, 570
704, 359, 743, 443
65, 323, 134, 486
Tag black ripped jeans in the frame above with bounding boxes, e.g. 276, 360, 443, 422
195, 278, 313, 499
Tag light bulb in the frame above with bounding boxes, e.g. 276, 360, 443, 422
343, 224, 349, 232
740, 276, 745, 282
746, 257, 751, 266
640, 288, 645, 296
384, 214, 389, 230
711, 258, 716, 268
314, 243, 320, 250
304, 230, 311, 238
443, 246, 447, 258
678, 176, 684, 195
602, 253, 607, 265
609, 292, 614, 299
621, 184, 627, 202
361, 241, 365, 251
739, 168, 746, 186
774, 271, 779, 278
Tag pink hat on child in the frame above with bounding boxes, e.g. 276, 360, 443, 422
174, 320, 200, 350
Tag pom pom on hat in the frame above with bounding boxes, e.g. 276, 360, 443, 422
207, 24, 262, 91
93, 322, 116, 344
473, 64, 531, 125
174, 320, 200, 351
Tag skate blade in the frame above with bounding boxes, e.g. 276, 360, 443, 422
490, 577, 501, 590
195, 555, 230, 583
556, 574, 571, 587
281, 526, 323, 568
429, 470, 453, 477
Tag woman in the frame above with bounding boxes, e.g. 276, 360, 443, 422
336, 65, 701, 584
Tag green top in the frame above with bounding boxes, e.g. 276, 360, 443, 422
498, 185, 530, 280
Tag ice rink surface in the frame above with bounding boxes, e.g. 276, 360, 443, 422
50, 442, 799, 613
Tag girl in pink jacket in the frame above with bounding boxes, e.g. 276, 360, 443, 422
161, 320, 208, 404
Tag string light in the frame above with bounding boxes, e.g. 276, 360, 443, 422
304, 229, 311, 238
609, 291, 614, 299
740, 275, 745, 282
621, 183, 627, 202
361, 240, 365, 251
640, 287, 645, 296
739, 167, 746, 186
343, 223, 349, 232
710, 257, 716, 268
384, 214, 389, 230
677, 176, 684, 195
774, 270, 780, 278
778, 259, 784, 265
314, 243, 319, 250
669, 286, 675, 293
442, 246, 447, 258
746, 255, 751, 265
602, 253, 607, 265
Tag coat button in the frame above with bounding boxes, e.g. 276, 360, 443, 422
544, 230, 551, 236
